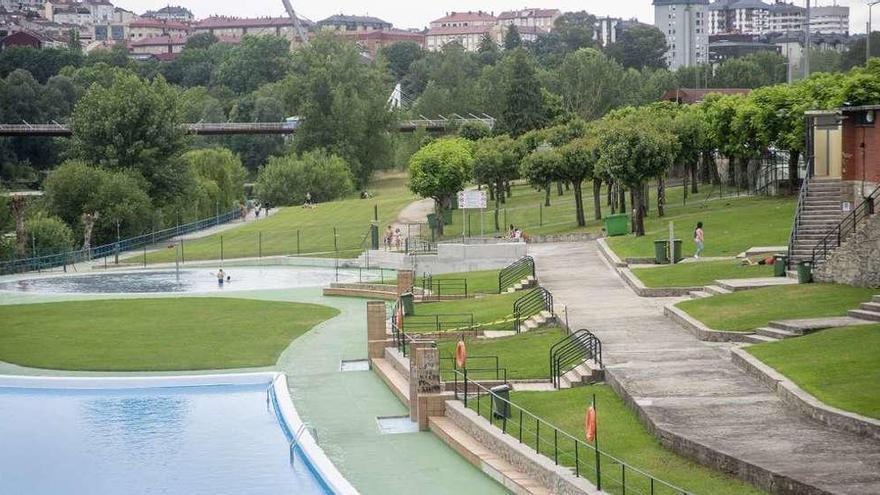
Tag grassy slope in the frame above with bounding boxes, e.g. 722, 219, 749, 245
468, 386, 763, 495
415, 269, 501, 295
0, 298, 337, 371
413, 291, 526, 331
143, 173, 416, 263
747, 324, 880, 419
437, 327, 564, 379
676, 284, 879, 331
632, 260, 774, 288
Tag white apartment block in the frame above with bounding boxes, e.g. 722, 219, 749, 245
653, 0, 710, 69
708, 1, 847, 36
811, 5, 848, 35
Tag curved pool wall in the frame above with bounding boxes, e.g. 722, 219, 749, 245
0, 266, 375, 295
0, 372, 357, 495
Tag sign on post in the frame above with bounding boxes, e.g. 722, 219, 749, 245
457, 190, 487, 209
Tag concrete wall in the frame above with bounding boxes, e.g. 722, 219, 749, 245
814, 211, 880, 287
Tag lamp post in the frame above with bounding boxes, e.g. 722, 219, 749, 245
869, 1, 880, 65
804, 0, 811, 78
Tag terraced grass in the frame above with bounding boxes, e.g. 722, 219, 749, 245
632, 259, 774, 288
437, 327, 564, 379
414, 269, 502, 296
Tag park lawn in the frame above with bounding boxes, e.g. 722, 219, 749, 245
437, 327, 565, 380
632, 260, 774, 288
413, 291, 522, 331
676, 284, 879, 332
607, 195, 795, 260
465, 386, 763, 495
746, 324, 880, 419
141, 173, 416, 263
0, 298, 337, 371
413, 269, 501, 295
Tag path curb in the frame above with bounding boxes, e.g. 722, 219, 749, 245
730, 346, 880, 442
595, 238, 627, 268
618, 267, 701, 297
663, 303, 754, 343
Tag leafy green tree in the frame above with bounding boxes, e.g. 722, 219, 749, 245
215, 35, 293, 93
255, 150, 355, 206
225, 94, 285, 171
382, 41, 424, 82
408, 138, 473, 235
186, 32, 219, 50
0, 47, 83, 83
808, 49, 842, 74
68, 72, 189, 202
473, 134, 518, 213
557, 133, 600, 226
183, 148, 247, 210
458, 122, 493, 141
25, 214, 75, 256
520, 147, 560, 207
557, 48, 624, 120
498, 49, 547, 137
530, 11, 598, 66
42, 160, 105, 227
842, 33, 880, 70
92, 171, 154, 243
504, 25, 523, 51
606, 25, 667, 70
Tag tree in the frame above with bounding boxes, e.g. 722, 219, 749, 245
183, 148, 247, 211
458, 122, 493, 141
408, 138, 473, 235
504, 25, 522, 51
606, 25, 667, 70
215, 35, 292, 93
255, 150, 355, 206
477, 33, 500, 65
25, 214, 75, 256
68, 72, 189, 202
186, 32, 218, 50
842, 32, 880, 71
91, 171, 153, 243
473, 135, 518, 230
557, 48, 624, 120
520, 147, 560, 208
382, 41, 424, 82
530, 11, 598, 65
498, 49, 547, 137
556, 133, 600, 226
0, 47, 83, 83
42, 160, 105, 227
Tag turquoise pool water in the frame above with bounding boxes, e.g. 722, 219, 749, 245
0, 383, 330, 495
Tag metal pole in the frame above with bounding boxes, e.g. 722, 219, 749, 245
804, 0, 811, 78
297, 229, 301, 255
220, 235, 224, 263
259, 231, 262, 260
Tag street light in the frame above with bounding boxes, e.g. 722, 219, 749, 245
868, 1, 880, 65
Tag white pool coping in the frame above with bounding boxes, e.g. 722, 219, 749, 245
0, 371, 359, 495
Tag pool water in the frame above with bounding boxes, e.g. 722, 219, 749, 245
0, 267, 364, 294
0, 383, 330, 495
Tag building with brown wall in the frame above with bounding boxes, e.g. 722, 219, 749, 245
840, 106, 880, 191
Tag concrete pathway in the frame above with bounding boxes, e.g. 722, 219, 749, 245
530, 241, 880, 495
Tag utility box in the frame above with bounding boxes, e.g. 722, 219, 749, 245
400, 292, 415, 316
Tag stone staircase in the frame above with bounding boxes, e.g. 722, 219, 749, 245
503, 275, 537, 294
556, 360, 604, 389
742, 302, 880, 344
789, 178, 844, 267
849, 296, 880, 322
521, 310, 554, 332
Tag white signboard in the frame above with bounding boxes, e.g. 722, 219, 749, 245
457, 190, 487, 209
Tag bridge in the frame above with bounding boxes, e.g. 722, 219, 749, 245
0, 116, 495, 137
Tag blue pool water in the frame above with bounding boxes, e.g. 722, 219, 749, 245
0, 383, 330, 495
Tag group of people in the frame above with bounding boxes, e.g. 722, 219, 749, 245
508, 225, 524, 240
216, 269, 231, 285
384, 225, 402, 250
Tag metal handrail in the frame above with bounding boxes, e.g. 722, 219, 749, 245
499, 255, 536, 293
549, 330, 603, 389
786, 176, 810, 270
513, 287, 553, 334
401, 313, 475, 334
420, 275, 468, 300
440, 354, 507, 382
811, 186, 879, 267
451, 369, 691, 494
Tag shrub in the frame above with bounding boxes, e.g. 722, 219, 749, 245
25, 214, 75, 256
254, 150, 354, 206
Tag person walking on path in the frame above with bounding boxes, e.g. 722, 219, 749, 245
694, 222, 704, 258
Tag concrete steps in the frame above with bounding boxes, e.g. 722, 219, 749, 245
756, 327, 800, 340
504, 276, 537, 294
742, 334, 779, 344
557, 360, 603, 389
848, 309, 880, 322
371, 357, 410, 404
688, 290, 712, 299
704, 285, 732, 296
521, 310, 555, 332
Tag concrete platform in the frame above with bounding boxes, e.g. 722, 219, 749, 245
768, 316, 875, 334
738, 246, 788, 258
716, 277, 798, 292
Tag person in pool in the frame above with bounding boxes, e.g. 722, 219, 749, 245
217, 269, 225, 285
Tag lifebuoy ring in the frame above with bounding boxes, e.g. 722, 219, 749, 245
585, 404, 596, 442
455, 338, 467, 369
395, 303, 404, 329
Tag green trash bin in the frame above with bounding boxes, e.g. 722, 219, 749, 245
672, 239, 683, 263
604, 214, 629, 237
490, 384, 511, 419
370, 224, 379, 250
400, 292, 415, 316
442, 209, 453, 225
774, 254, 788, 277
427, 213, 437, 230
654, 240, 670, 264
797, 261, 813, 284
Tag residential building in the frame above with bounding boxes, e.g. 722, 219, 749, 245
317, 14, 391, 32
143, 5, 193, 23
0, 29, 45, 48
429, 11, 496, 29
594, 16, 652, 47
192, 16, 311, 46
709, 0, 807, 36
128, 17, 188, 39
426, 11, 497, 52
0, 0, 44, 15
810, 5, 848, 35
708, 33, 779, 63
653, 0, 710, 69
496, 8, 560, 33
128, 33, 185, 55
767, 1, 804, 32
52, 5, 90, 25
335, 29, 425, 57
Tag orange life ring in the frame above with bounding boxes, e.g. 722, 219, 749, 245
395, 303, 403, 329
455, 339, 467, 369
585, 405, 596, 442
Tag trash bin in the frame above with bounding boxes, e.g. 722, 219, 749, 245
490, 384, 511, 419
774, 254, 788, 277
370, 224, 379, 250
451, 194, 459, 210
604, 214, 629, 236
442, 209, 453, 225
654, 240, 670, 264
797, 261, 813, 284
400, 292, 415, 316
427, 213, 437, 230
672, 239, 683, 263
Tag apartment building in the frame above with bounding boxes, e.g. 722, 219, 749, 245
653, 0, 710, 69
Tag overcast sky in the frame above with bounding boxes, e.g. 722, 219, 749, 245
115, 0, 871, 34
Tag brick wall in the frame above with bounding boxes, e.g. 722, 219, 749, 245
841, 119, 880, 185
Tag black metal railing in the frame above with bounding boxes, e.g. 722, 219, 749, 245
811, 186, 879, 268
550, 330, 603, 389
786, 177, 810, 270
440, 354, 507, 382
498, 255, 536, 293
420, 275, 468, 300
401, 313, 476, 335
513, 287, 553, 334
451, 370, 691, 494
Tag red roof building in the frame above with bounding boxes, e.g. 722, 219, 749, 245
0, 30, 44, 49
191, 16, 311, 45
429, 11, 496, 29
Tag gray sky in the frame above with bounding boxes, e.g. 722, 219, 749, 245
116, 0, 870, 34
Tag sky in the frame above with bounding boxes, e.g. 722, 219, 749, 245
116, 0, 871, 34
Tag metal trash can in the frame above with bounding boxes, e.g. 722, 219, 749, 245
671, 239, 683, 263
400, 292, 415, 316
490, 384, 511, 419
427, 213, 437, 230
654, 240, 670, 264
604, 214, 629, 237
774, 254, 788, 277
797, 261, 813, 284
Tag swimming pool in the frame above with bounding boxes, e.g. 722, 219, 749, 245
0, 267, 366, 294
0, 373, 356, 495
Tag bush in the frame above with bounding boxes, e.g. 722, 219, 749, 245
182, 147, 247, 212
25, 214, 75, 256
255, 150, 354, 206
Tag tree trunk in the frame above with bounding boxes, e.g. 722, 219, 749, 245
557, 181, 564, 196
644, 183, 650, 215
573, 181, 586, 227
690, 160, 699, 194
788, 150, 800, 195
632, 183, 646, 236
493, 186, 500, 231
435, 198, 444, 236
506, 181, 511, 198
489, 184, 495, 201
565, 182, 570, 191
544, 185, 551, 207
657, 177, 666, 217
618, 186, 627, 215
593, 178, 602, 220
82, 212, 98, 254
607, 182, 613, 209
497, 179, 505, 205
11, 195, 26, 258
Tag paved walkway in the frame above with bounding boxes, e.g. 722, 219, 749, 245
530, 242, 880, 495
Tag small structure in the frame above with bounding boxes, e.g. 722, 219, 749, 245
659, 87, 751, 105
0, 30, 44, 49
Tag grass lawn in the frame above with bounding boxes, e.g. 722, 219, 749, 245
676, 284, 880, 332
607, 195, 794, 260
747, 324, 880, 419
632, 260, 774, 288
0, 298, 337, 371
141, 173, 416, 263
437, 327, 564, 380
412, 291, 521, 331
413, 269, 501, 295
466, 386, 763, 495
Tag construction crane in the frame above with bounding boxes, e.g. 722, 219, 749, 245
281, 0, 310, 47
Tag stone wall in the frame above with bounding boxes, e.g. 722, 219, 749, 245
814, 212, 880, 288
